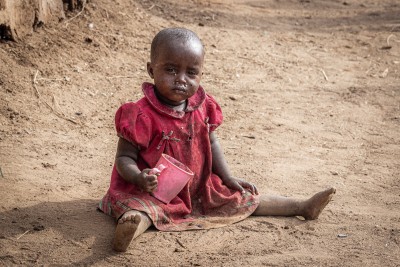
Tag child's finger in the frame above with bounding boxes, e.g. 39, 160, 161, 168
147, 184, 158, 192
251, 184, 258, 195
146, 175, 158, 182
253, 184, 259, 195
146, 179, 158, 191
249, 184, 256, 194
240, 181, 258, 195
234, 182, 246, 194
147, 178, 158, 187
143, 168, 152, 174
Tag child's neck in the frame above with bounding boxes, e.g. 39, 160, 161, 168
154, 88, 187, 111
162, 100, 187, 111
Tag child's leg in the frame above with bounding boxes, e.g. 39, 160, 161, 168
252, 187, 335, 220
112, 210, 152, 252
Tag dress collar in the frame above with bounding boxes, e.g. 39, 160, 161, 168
142, 82, 206, 118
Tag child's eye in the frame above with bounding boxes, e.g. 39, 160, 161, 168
165, 67, 177, 74
187, 70, 199, 76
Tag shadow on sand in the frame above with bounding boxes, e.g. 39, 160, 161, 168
0, 199, 123, 265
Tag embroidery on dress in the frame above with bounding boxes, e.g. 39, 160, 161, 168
204, 117, 217, 133
156, 130, 181, 150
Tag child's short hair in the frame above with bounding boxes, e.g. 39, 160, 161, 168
150, 28, 203, 62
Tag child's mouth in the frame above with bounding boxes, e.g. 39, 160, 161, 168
173, 86, 187, 93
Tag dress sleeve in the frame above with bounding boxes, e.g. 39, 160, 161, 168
115, 102, 152, 150
206, 94, 223, 132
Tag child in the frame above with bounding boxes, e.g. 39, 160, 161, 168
99, 27, 336, 252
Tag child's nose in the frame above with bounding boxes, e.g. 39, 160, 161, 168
174, 72, 187, 85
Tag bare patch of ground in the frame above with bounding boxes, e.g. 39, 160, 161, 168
0, 0, 399, 266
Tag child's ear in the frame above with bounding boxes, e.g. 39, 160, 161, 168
147, 62, 154, 78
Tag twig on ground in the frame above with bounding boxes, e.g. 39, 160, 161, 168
37, 77, 66, 82
16, 230, 30, 240
83, 88, 97, 96
320, 69, 329, 81
380, 68, 389, 78
176, 238, 186, 248
64, 0, 87, 27
0, 167, 3, 178
31, 70, 79, 125
32, 70, 41, 98
390, 24, 400, 32
52, 95, 67, 117
387, 34, 394, 46
33, 69, 39, 83
148, 4, 161, 10
106, 76, 135, 79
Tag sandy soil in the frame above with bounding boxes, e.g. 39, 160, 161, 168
1, 0, 399, 266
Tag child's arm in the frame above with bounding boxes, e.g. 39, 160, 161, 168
115, 137, 158, 192
210, 132, 258, 195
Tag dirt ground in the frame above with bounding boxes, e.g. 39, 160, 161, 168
0, 0, 399, 266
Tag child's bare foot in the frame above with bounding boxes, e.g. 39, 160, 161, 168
302, 187, 336, 220
112, 211, 143, 252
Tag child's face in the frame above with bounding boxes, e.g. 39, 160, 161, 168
147, 39, 204, 106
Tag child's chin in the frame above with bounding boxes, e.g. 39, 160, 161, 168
169, 96, 187, 104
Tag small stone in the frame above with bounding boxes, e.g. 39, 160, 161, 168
33, 225, 45, 231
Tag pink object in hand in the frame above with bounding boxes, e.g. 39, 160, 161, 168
151, 154, 194, 204
149, 164, 167, 175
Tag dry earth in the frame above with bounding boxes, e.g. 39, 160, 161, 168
0, 0, 399, 266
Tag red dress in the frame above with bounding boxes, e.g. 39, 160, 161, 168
99, 82, 260, 231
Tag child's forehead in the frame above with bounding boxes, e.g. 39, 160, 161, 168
158, 38, 202, 53
155, 39, 204, 62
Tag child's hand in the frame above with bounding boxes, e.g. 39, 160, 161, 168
224, 177, 259, 195
136, 169, 159, 193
